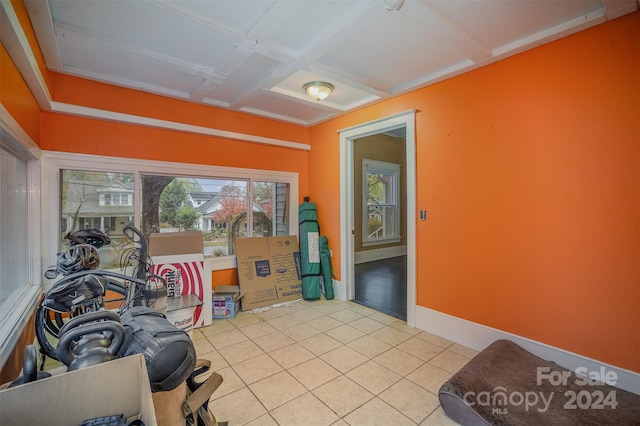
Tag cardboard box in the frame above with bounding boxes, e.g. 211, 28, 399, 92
149, 231, 212, 328
235, 236, 302, 310
269, 236, 303, 302
0, 355, 156, 426
149, 231, 204, 256
212, 285, 243, 319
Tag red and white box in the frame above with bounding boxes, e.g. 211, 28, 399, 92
149, 232, 212, 328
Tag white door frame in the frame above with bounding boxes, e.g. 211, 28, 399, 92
338, 110, 417, 327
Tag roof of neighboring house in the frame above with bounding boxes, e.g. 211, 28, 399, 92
196, 194, 223, 214
189, 191, 217, 201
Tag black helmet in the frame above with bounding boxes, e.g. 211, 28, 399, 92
57, 244, 100, 275
65, 228, 111, 248
43, 274, 107, 313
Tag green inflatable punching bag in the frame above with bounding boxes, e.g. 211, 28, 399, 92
299, 199, 321, 300
319, 236, 335, 300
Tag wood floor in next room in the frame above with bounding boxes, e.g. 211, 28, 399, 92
193, 298, 473, 425
354, 255, 407, 321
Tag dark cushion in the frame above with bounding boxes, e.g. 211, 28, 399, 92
438, 339, 640, 425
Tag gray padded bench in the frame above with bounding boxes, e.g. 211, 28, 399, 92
438, 339, 640, 425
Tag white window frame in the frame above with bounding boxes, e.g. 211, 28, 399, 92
0, 106, 42, 371
41, 151, 299, 276
362, 158, 401, 246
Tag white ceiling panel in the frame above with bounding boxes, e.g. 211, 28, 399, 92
50, 1, 241, 68
263, 1, 374, 53
24, 0, 638, 126
314, 2, 474, 92
209, 53, 283, 104
240, 91, 337, 125
429, 0, 605, 50
157, 0, 277, 36
55, 29, 205, 97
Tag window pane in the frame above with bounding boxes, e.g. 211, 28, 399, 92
367, 206, 396, 238
251, 182, 290, 238
60, 170, 135, 269
362, 159, 400, 245
367, 172, 392, 204
141, 176, 253, 257
204, 179, 247, 257
0, 147, 29, 304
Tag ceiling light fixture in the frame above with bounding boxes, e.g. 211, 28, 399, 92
384, 0, 405, 11
303, 81, 334, 101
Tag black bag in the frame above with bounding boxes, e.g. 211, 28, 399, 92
118, 306, 196, 392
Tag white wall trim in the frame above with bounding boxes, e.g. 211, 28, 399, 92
415, 305, 640, 395
50, 102, 311, 151
332, 279, 347, 301
355, 245, 407, 264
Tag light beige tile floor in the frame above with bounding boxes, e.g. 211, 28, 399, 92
192, 298, 476, 425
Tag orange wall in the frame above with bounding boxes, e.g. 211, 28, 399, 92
49, 72, 308, 145
42, 112, 309, 185
309, 12, 639, 372
0, 43, 41, 144
212, 269, 239, 288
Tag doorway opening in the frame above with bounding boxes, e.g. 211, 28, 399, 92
353, 130, 407, 320
339, 111, 416, 326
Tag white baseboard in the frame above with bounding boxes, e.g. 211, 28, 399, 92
355, 245, 407, 264
415, 305, 640, 395
333, 279, 347, 301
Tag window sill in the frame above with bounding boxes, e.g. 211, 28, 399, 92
0, 284, 41, 370
206, 255, 237, 271
362, 237, 402, 247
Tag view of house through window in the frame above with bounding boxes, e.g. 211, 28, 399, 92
60, 169, 290, 267
60, 170, 136, 269
363, 159, 401, 246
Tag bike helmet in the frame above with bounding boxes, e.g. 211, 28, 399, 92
65, 228, 111, 248
57, 244, 100, 275
43, 274, 107, 313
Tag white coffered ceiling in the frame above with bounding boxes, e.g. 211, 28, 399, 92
25, 0, 638, 126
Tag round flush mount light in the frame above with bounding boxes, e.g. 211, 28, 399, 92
303, 81, 334, 101
384, 0, 405, 11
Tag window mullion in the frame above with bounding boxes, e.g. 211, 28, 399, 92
247, 179, 254, 237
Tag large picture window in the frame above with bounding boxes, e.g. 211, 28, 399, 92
45, 152, 298, 272
362, 158, 401, 246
